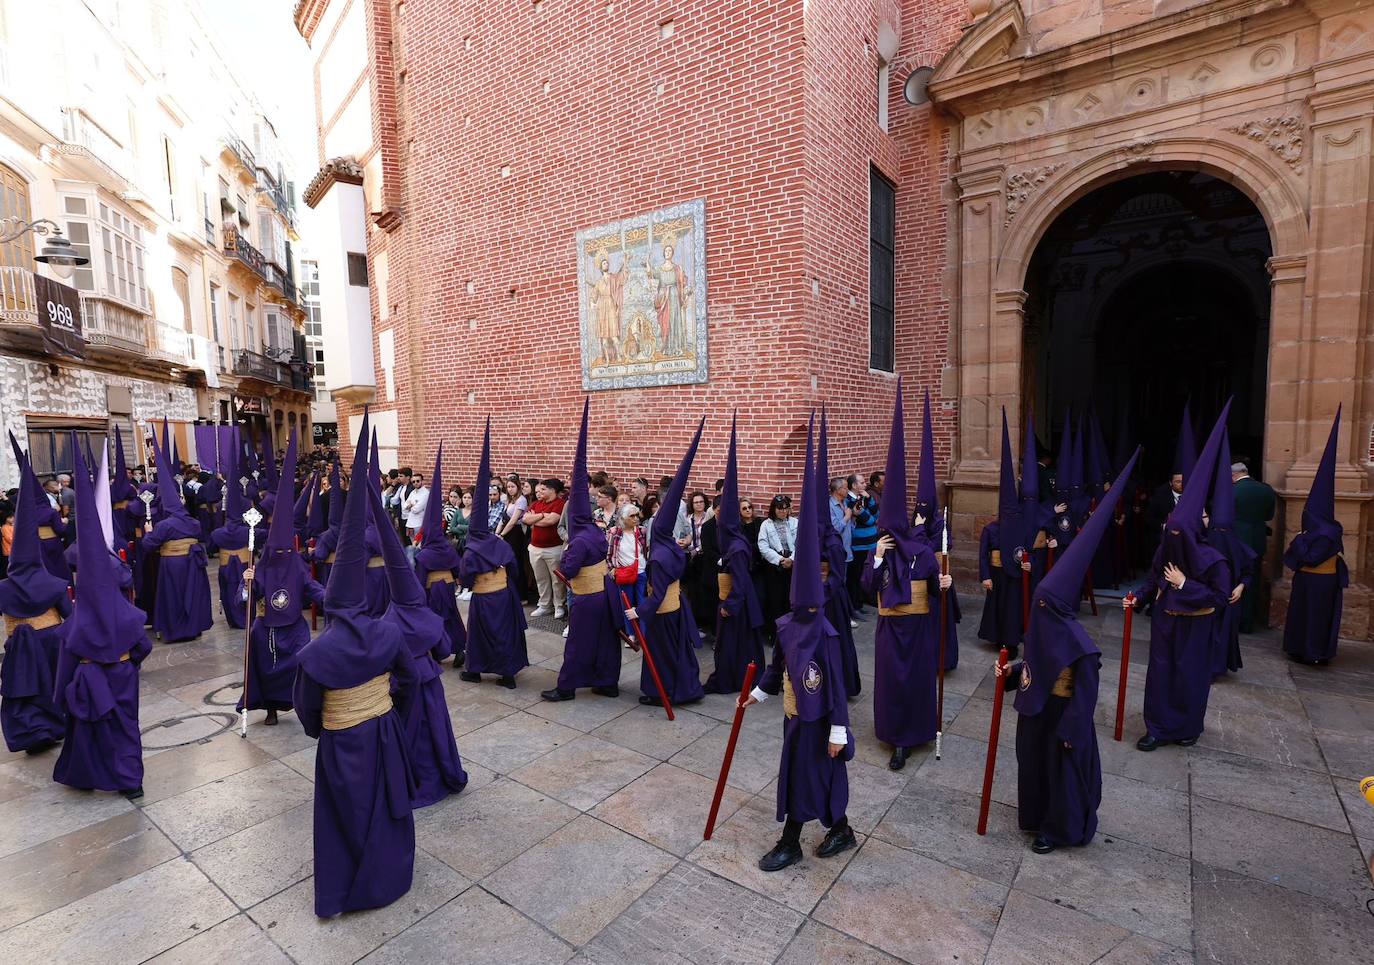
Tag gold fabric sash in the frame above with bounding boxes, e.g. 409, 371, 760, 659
80, 651, 130, 664
4, 607, 63, 635
325, 553, 337, 564
218, 547, 251, 565
1300, 556, 1339, 575
37, 526, 57, 539
879, 580, 930, 617
656, 580, 681, 614
113, 500, 129, 510
160, 538, 199, 557
322, 673, 393, 731
1165, 607, 1215, 617
426, 571, 455, 588
472, 569, 507, 594
989, 549, 1003, 568
568, 567, 605, 595
782, 670, 797, 719
367, 556, 384, 569
717, 573, 733, 601
1051, 666, 1074, 698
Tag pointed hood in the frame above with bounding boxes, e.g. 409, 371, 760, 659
1300, 406, 1342, 543
1209, 427, 1237, 531
1053, 412, 1074, 501
211, 430, 253, 550
652, 416, 705, 545
369, 475, 425, 608
717, 411, 744, 551
815, 406, 847, 574
65, 432, 146, 660
1016, 446, 1141, 718
459, 417, 515, 578
160, 420, 171, 474
323, 410, 371, 614
260, 437, 278, 491
9, 432, 47, 513
253, 431, 309, 627
1174, 402, 1197, 483
790, 414, 824, 612
95, 440, 115, 553
561, 400, 605, 574
110, 426, 136, 503
878, 378, 917, 558
1163, 398, 1232, 578
294, 469, 317, 534
326, 456, 343, 529
996, 409, 1022, 565
263, 431, 299, 554
416, 442, 462, 573
369, 430, 381, 503
151, 428, 193, 526
914, 388, 940, 541
1020, 412, 1041, 547
0, 454, 70, 616
171, 434, 182, 476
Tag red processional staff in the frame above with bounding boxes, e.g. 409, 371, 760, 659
620, 589, 673, 721
703, 660, 757, 840
977, 646, 1010, 836
1114, 592, 1136, 742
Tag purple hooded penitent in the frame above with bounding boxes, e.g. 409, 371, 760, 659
10, 431, 70, 583
1174, 401, 1197, 484
311, 457, 344, 587
293, 408, 419, 917
305, 464, 328, 541
1207, 426, 1256, 674
875, 379, 918, 608
996, 410, 1025, 576
294, 470, 319, 544
1282, 406, 1348, 663
413, 443, 466, 661
1162, 399, 1232, 582
51, 435, 150, 793
814, 407, 863, 691
142, 429, 213, 642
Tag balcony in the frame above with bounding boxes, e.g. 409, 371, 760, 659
57, 108, 132, 189
222, 135, 256, 182
204, 216, 216, 247
233, 349, 286, 384
149, 319, 189, 365
0, 266, 38, 333
80, 293, 147, 355
223, 225, 266, 281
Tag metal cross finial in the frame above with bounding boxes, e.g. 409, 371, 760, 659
138, 490, 155, 518
239, 475, 249, 495
252, 470, 260, 482
244, 507, 263, 553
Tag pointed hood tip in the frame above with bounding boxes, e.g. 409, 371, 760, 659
263, 430, 299, 552
877, 381, 912, 543
1039, 446, 1141, 608
790, 416, 824, 611
419, 441, 448, 550
1170, 398, 1233, 533
653, 416, 705, 543
324, 410, 372, 612
1302, 404, 1342, 532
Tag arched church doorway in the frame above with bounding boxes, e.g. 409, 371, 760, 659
1022, 171, 1273, 485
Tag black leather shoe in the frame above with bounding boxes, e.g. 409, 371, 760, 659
499, 675, 517, 690
453, 652, 465, 668
1031, 836, 1055, 854
122, 787, 144, 801
758, 841, 803, 872
23, 739, 58, 756
264, 709, 279, 726
591, 686, 619, 698
639, 695, 663, 706
1135, 734, 1164, 752
459, 671, 482, 683
541, 688, 575, 702
1175, 736, 1198, 747
816, 824, 857, 859
888, 746, 909, 771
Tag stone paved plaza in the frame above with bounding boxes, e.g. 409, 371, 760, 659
1, 579, 1372, 965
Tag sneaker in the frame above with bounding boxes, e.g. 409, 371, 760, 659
530, 606, 551, 618
816, 823, 857, 859
554, 607, 567, 620
848, 619, 859, 629
562, 625, 569, 638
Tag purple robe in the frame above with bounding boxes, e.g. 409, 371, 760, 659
637, 540, 704, 705
236, 564, 323, 712
915, 515, 960, 672
1141, 550, 1230, 742
142, 515, 213, 642
414, 555, 466, 662
461, 569, 529, 677
704, 545, 765, 695
1209, 528, 1256, 675
384, 606, 467, 808
862, 548, 940, 748
294, 620, 418, 917
977, 521, 1024, 654
556, 576, 622, 692
312, 528, 338, 593
35, 505, 70, 584
52, 634, 151, 792
1281, 531, 1346, 664
0, 611, 68, 752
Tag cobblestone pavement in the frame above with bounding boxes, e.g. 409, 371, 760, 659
1, 576, 1372, 964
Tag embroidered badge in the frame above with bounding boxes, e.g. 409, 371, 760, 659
803, 661, 822, 694
1013, 546, 1027, 564
270, 589, 290, 611
1057, 516, 1071, 532
1019, 663, 1032, 691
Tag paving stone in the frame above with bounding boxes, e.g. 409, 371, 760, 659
911, 731, 1019, 808
0, 754, 55, 804
1190, 796, 1372, 908
1012, 833, 1192, 949
0, 810, 178, 930
1194, 707, 1325, 771
1290, 657, 1374, 701
1097, 772, 1192, 857
0, 857, 235, 964
140, 651, 243, 691
984, 888, 1131, 965
814, 837, 1007, 962
145, 912, 292, 964
509, 734, 657, 810
358, 886, 574, 964
871, 776, 1027, 885
589, 704, 719, 759
835, 759, 907, 834
247, 850, 468, 965
1203, 677, 1306, 720
460, 712, 582, 774
1093, 933, 1194, 965
669, 723, 784, 794
592, 763, 750, 857
142, 760, 313, 851
947, 693, 1018, 749
687, 796, 860, 914
414, 777, 578, 880
581, 861, 804, 964
191, 801, 314, 908
164, 670, 243, 709
278, 745, 316, 781
1338, 780, 1374, 844
1095, 724, 1190, 791
524, 690, 637, 732
442, 689, 519, 737
483, 666, 563, 708
0, 782, 133, 860
1193, 864, 1374, 965
1315, 727, 1372, 780
138, 728, 275, 804
241, 711, 317, 759
483, 814, 677, 946
776, 920, 902, 964
1189, 746, 1347, 830
1299, 690, 1374, 736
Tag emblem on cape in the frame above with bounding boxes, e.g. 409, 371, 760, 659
1013, 546, 1027, 564
270, 589, 291, 611
1057, 516, 1071, 532
1019, 663, 1032, 691
802, 661, 822, 694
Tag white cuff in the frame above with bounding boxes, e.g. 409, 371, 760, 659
828, 725, 847, 746
749, 687, 769, 703
872, 555, 884, 569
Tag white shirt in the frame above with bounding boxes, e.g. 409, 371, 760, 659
611, 529, 647, 574
403, 486, 429, 528
747, 687, 847, 746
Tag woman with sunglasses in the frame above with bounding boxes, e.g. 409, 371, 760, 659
757, 495, 797, 643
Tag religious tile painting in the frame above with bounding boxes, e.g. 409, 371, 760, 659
576, 199, 708, 390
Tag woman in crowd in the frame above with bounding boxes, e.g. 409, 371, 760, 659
757, 495, 797, 643
497, 474, 531, 604
680, 490, 715, 642
447, 488, 473, 554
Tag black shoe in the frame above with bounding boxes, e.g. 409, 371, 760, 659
541, 688, 575, 702
639, 695, 663, 707
1031, 836, 1055, 854
1135, 734, 1164, 752
888, 746, 909, 771
591, 686, 619, 698
264, 709, 279, 726
23, 739, 58, 756
459, 671, 482, 683
122, 786, 144, 801
758, 841, 803, 872
453, 652, 465, 668
816, 824, 857, 859
499, 675, 517, 689
1175, 737, 1197, 747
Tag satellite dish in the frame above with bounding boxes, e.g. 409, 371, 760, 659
903, 66, 934, 106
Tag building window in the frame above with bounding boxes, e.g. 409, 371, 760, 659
346, 252, 368, 287
61, 197, 95, 291
228, 293, 241, 351
171, 267, 193, 332
98, 202, 148, 309
303, 259, 320, 297
877, 60, 890, 132
0, 162, 32, 270
869, 166, 895, 373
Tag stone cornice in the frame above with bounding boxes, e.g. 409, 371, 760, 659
303, 157, 364, 209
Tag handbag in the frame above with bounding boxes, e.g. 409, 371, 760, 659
612, 530, 642, 585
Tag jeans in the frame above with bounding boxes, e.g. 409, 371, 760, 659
528, 543, 567, 611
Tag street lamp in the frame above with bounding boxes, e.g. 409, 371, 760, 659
0, 217, 89, 281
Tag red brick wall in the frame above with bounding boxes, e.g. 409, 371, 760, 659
342, 0, 973, 513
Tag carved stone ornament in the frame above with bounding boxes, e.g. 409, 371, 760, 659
1119, 139, 1158, 165
1004, 163, 1064, 226
1225, 116, 1304, 174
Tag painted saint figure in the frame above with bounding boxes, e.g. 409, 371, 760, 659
590, 255, 627, 364
651, 241, 691, 358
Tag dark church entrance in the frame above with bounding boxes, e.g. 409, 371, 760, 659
1022, 171, 1273, 486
